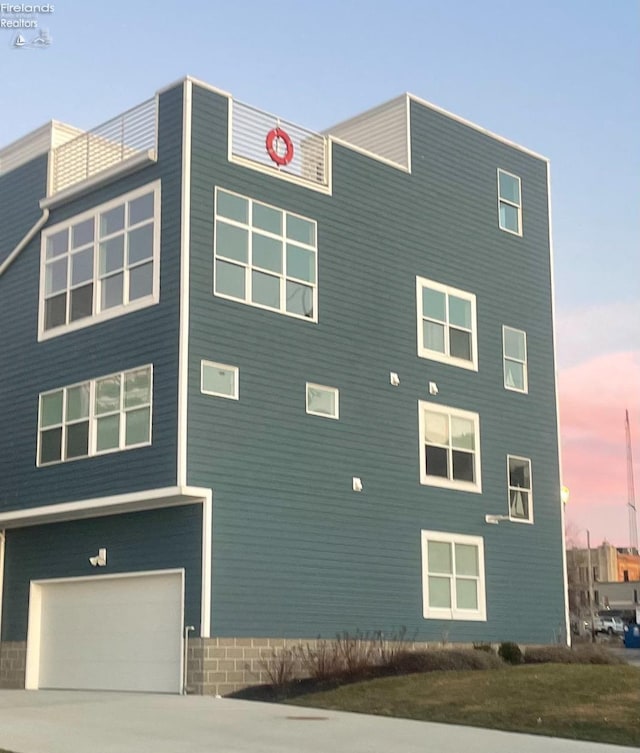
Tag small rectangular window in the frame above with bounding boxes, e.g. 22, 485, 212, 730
421, 530, 486, 621
507, 455, 533, 523
419, 402, 481, 493
497, 169, 522, 236
416, 277, 477, 371
37, 365, 152, 466
201, 361, 239, 400
306, 383, 339, 419
503, 326, 528, 393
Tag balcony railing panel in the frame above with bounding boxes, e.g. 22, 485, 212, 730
231, 101, 328, 188
51, 98, 157, 195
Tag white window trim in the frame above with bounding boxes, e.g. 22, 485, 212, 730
418, 401, 482, 493
200, 360, 239, 400
421, 530, 487, 621
36, 364, 153, 467
305, 382, 339, 420
416, 276, 478, 371
38, 181, 162, 341
213, 187, 318, 323
503, 325, 528, 393
497, 168, 522, 237
507, 454, 534, 524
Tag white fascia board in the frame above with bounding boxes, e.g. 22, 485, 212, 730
177, 79, 192, 487
0, 486, 211, 529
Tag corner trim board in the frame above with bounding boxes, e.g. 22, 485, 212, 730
177, 78, 193, 487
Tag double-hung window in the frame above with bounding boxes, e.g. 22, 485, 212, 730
497, 169, 522, 235
214, 188, 317, 321
421, 531, 486, 621
416, 277, 477, 370
503, 326, 528, 392
419, 402, 481, 492
507, 455, 533, 522
40, 182, 160, 338
37, 365, 152, 465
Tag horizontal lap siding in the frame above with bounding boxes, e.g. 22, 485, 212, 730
1, 505, 203, 640
187, 87, 563, 642
0, 85, 184, 509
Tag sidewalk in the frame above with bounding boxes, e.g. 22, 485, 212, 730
0, 690, 637, 753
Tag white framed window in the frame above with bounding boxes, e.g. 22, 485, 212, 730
418, 401, 481, 493
416, 277, 477, 371
37, 365, 152, 466
214, 188, 318, 322
306, 383, 339, 419
503, 326, 528, 393
507, 455, 533, 523
201, 360, 239, 400
39, 182, 161, 339
421, 530, 486, 621
497, 169, 522, 236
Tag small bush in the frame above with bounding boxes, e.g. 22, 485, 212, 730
498, 642, 523, 665
570, 644, 625, 665
524, 646, 577, 664
390, 648, 504, 674
523, 644, 625, 666
473, 642, 494, 653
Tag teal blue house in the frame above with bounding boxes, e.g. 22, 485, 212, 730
0, 77, 568, 694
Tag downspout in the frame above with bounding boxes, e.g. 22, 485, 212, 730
0, 209, 50, 278
0, 531, 5, 645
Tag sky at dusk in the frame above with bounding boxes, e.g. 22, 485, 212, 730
1, 0, 638, 547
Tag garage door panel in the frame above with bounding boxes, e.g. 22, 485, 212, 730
34, 572, 183, 693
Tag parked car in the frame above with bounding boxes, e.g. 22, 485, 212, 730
593, 615, 624, 636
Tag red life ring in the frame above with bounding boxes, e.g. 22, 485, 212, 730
265, 128, 294, 166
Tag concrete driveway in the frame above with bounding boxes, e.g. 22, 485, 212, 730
0, 690, 636, 753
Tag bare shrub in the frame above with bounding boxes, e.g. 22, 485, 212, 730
335, 630, 377, 678
257, 647, 299, 691
373, 626, 415, 665
295, 639, 344, 682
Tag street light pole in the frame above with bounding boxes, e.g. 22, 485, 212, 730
586, 529, 596, 642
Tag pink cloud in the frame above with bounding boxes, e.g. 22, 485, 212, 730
559, 350, 640, 547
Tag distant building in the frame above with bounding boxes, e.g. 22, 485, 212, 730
566, 543, 640, 619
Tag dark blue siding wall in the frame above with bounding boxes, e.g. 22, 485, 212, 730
1, 504, 203, 640
186, 87, 563, 643
0, 84, 184, 510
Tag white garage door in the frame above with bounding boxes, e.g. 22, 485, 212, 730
28, 571, 183, 693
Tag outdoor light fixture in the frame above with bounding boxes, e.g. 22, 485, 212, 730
88, 548, 107, 567
389, 372, 400, 386
429, 381, 438, 395
485, 514, 510, 525
352, 477, 363, 492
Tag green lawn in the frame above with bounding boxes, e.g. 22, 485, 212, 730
288, 664, 640, 747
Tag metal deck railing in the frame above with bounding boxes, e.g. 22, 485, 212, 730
50, 98, 157, 195
231, 100, 329, 188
